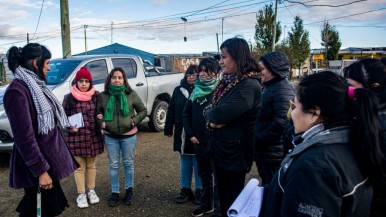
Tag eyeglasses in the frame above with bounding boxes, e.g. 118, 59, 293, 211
185, 73, 198, 78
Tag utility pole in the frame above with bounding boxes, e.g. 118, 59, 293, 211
221, 18, 224, 43
272, 0, 278, 51
60, 0, 71, 57
323, 21, 330, 67
84, 25, 88, 55
27, 33, 30, 44
111, 22, 113, 44
216, 33, 219, 53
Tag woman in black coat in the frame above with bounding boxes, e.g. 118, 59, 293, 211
204, 37, 262, 217
343, 59, 386, 217
164, 65, 202, 204
254, 51, 295, 185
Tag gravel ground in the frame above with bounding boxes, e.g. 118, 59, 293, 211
0, 124, 258, 217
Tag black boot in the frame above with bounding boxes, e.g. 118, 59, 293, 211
176, 188, 193, 203
108, 193, 119, 207
123, 187, 133, 205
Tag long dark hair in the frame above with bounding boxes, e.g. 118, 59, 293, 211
344, 59, 386, 91
104, 67, 132, 94
220, 36, 259, 75
7, 43, 51, 80
298, 71, 384, 180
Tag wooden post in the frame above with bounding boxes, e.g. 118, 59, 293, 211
60, 0, 72, 57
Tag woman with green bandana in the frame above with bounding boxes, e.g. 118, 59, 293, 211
183, 57, 222, 217
96, 67, 146, 207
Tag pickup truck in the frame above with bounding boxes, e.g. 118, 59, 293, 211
0, 54, 183, 152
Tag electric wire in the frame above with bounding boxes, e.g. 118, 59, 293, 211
32, 0, 45, 39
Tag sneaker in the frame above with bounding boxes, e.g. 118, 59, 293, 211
87, 190, 100, 204
176, 188, 194, 203
194, 189, 202, 205
108, 193, 119, 207
191, 206, 214, 217
76, 193, 89, 208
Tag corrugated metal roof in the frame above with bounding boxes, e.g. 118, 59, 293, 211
75, 43, 155, 65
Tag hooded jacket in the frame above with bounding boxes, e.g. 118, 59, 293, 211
254, 52, 295, 165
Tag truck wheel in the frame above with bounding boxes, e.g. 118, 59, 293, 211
148, 100, 168, 132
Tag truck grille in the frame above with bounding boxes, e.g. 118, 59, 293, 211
0, 130, 13, 142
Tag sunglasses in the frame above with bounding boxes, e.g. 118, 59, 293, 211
185, 73, 198, 78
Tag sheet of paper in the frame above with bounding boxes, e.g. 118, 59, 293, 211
228, 178, 264, 217
68, 112, 84, 128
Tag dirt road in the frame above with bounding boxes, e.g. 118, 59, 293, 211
0, 125, 200, 217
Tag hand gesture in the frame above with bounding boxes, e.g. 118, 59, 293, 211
190, 136, 200, 144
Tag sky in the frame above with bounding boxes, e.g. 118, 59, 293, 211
0, 0, 385, 58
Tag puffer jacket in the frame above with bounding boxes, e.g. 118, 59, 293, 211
254, 76, 295, 165
96, 89, 147, 135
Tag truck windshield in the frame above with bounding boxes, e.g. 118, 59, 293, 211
47, 59, 82, 85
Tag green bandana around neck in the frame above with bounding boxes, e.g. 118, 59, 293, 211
104, 84, 129, 121
189, 79, 218, 105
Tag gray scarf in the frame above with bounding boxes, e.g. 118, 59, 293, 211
14, 66, 69, 134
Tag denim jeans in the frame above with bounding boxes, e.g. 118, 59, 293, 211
180, 154, 202, 189
105, 135, 137, 193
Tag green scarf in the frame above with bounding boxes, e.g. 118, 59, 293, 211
104, 84, 129, 121
189, 79, 218, 105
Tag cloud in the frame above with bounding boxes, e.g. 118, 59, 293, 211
0, 24, 27, 39
0, 9, 29, 21
0, 0, 35, 8
282, 0, 386, 25
152, 0, 169, 6
71, 8, 93, 17
107, 0, 124, 2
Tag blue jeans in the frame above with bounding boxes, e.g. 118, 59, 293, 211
105, 135, 137, 193
180, 154, 202, 189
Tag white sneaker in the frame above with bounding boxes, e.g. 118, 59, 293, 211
87, 190, 100, 204
76, 193, 89, 208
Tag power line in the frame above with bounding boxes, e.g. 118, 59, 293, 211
285, 0, 367, 8
184, 0, 230, 17
305, 7, 386, 25
282, 1, 322, 44
32, 0, 45, 39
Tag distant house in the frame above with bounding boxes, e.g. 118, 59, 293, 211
75, 43, 156, 65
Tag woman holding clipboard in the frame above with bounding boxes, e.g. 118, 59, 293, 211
62, 67, 104, 209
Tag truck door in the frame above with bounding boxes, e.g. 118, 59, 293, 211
111, 58, 147, 105
83, 59, 108, 93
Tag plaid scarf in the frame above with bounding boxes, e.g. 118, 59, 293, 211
14, 66, 69, 134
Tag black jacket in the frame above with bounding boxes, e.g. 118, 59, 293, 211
182, 94, 212, 146
205, 77, 262, 172
164, 79, 194, 153
262, 125, 372, 217
254, 77, 295, 165
372, 89, 386, 217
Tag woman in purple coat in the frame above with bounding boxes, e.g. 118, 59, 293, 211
4, 43, 79, 216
